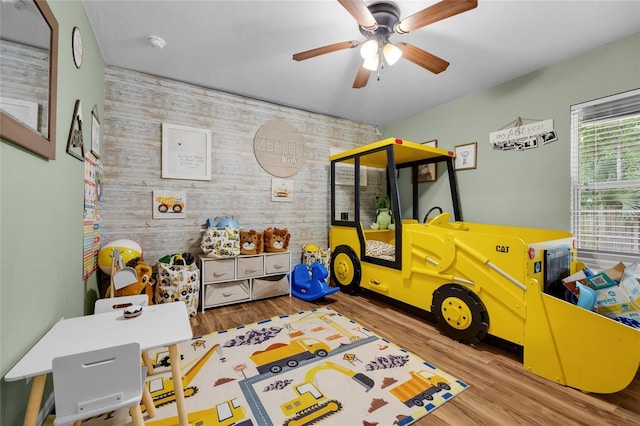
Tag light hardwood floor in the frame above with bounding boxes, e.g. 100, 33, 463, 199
189, 291, 640, 426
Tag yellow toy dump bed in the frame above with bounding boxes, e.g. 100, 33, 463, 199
329, 137, 639, 393
250, 338, 330, 374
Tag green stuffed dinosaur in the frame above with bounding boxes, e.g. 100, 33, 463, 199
371, 195, 393, 230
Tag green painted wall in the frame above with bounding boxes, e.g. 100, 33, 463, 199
0, 1, 105, 424
0, 2, 637, 422
384, 33, 640, 231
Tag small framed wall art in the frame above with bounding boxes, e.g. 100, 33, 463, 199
454, 142, 477, 171
271, 178, 293, 202
66, 99, 84, 161
153, 190, 186, 219
161, 123, 211, 181
90, 105, 100, 158
418, 139, 438, 182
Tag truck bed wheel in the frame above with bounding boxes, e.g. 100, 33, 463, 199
431, 284, 489, 344
330, 245, 361, 294
314, 349, 328, 357
270, 365, 282, 374
438, 382, 451, 391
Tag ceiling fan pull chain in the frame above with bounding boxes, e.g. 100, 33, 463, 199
377, 47, 383, 81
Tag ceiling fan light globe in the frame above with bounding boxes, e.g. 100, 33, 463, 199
383, 42, 402, 65
360, 39, 378, 59
363, 54, 379, 71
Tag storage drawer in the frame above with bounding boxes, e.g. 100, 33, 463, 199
204, 280, 250, 306
252, 274, 289, 300
202, 258, 235, 282
265, 253, 290, 274
237, 255, 264, 278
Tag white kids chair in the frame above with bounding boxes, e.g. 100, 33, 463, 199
98, 248, 157, 377
51, 342, 147, 426
94, 294, 148, 314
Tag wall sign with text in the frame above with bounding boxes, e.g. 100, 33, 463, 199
489, 119, 556, 151
253, 119, 307, 177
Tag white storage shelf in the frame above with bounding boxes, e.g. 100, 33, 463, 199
199, 252, 291, 310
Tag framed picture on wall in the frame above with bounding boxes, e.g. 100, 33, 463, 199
66, 99, 84, 161
161, 123, 211, 180
90, 105, 100, 158
417, 139, 438, 182
454, 142, 477, 171
271, 178, 293, 202
153, 190, 186, 219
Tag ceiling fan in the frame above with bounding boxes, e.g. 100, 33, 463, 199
293, 0, 478, 88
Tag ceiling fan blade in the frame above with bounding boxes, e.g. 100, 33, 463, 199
396, 42, 449, 74
293, 40, 360, 61
395, 0, 477, 34
338, 0, 378, 31
353, 62, 371, 89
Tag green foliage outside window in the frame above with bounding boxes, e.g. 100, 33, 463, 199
573, 102, 640, 255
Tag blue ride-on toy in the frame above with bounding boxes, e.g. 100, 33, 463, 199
290, 262, 339, 301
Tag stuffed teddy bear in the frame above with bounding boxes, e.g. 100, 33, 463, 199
115, 258, 155, 305
264, 227, 290, 252
371, 195, 393, 230
240, 229, 263, 255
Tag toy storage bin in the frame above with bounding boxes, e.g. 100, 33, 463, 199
265, 252, 291, 274
204, 280, 250, 306
263, 227, 290, 253
252, 274, 289, 300
240, 229, 264, 255
201, 227, 240, 257
302, 247, 331, 270
201, 258, 235, 282
237, 255, 265, 278
156, 256, 200, 317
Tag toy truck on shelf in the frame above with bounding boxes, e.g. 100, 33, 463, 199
390, 370, 451, 408
329, 138, 639, 393
250, 338, 330, 374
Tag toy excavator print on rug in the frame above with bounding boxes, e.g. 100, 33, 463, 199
81, 307, 467, 426
280, 361, 374, 426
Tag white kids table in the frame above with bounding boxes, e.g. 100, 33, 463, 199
4, 301, 193, 426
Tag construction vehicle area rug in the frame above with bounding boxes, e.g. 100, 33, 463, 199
82, 307, 468, 426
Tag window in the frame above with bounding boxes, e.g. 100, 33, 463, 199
570, 89, 640, 261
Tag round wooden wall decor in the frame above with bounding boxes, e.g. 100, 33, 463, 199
253, 119, 306, 177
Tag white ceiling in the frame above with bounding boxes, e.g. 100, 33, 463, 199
81, 0, 640, 126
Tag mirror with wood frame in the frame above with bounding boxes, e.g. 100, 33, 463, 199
0, 0, 58, 159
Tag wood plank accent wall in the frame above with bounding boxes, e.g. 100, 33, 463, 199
102, 66, 380, 264
0, 40, 49, 135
